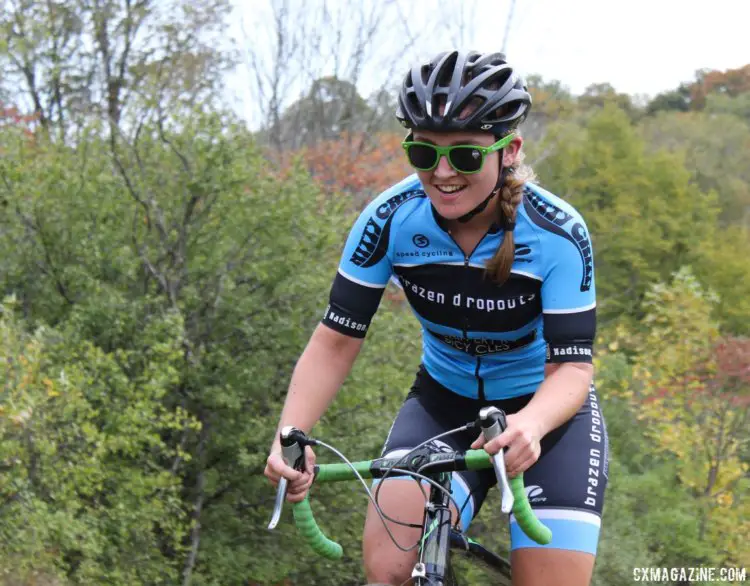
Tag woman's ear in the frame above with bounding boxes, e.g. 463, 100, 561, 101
502, 136, 524, 167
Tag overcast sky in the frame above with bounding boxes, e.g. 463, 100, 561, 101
229, 0, 750, 126
497, 0, 749, 96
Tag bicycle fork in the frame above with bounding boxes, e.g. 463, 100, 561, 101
413, 407, 514, 585
413, 472, 453, 585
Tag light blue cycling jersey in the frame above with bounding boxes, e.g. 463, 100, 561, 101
321, 174, 596, 400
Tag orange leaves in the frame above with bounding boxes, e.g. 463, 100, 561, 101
689, 64, 750, 110
639, 337, 750, 407
282, 131, 413, 202
715, 337, 750, 381
0, 102, 38, 137
709, 337, 750, 406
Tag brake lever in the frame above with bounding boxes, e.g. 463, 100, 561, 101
478, 406, 514, 514
268, 426, 306, 530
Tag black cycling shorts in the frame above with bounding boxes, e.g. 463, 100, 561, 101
376, 365, 610, 554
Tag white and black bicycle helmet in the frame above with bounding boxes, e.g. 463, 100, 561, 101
396, 50, 532, 137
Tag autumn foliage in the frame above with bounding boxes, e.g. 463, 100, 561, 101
0, 102, 37, 138
690, 64, 750, 110
279, 131, 413, 204
647, 338, 750, 408
604, 268, 750, 564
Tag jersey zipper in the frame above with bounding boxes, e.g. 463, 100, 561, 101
447, 228, 493, 402
474, 357, 485, 401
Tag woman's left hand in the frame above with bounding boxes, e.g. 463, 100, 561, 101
470, 413, 543, 477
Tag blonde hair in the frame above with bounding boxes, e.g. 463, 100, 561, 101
485, 143, 536, 285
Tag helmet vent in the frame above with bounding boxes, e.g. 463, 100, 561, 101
407, 92, 424, 119
484, 68, 513, 91
486, 101, 523, 123
434, 94, 447, 117
457, 96, 485, 120
420, 65, 431, 85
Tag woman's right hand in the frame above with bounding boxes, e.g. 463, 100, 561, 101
264, 446, 316, 503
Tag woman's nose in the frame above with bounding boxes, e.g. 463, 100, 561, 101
432, 154, 457, 177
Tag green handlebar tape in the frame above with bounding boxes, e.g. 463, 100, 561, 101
464, 449, 552, 545
314, 460, 373, 482
464, 448, 493, 470
509, 475, 552, 544
292, 497, 343, 559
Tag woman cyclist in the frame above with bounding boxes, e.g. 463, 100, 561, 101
265, 50, 609, 586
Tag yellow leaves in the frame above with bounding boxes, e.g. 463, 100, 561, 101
43, 377, 59, 398
617, 268, 748, 562
715, 492, 733, 507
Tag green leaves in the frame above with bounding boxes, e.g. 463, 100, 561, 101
599, 268, 750, 568
0, 298, 192, 584
2, 37, 750, 583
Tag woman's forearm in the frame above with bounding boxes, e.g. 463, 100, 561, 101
520, 362, 593, 437
270, 323, 363, 452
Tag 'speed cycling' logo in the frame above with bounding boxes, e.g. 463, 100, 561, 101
524, 485, 547, 503
412, 234, 430, 248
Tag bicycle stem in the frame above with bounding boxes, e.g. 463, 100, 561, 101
478, 406, 515, 514
268, 426, 305, 530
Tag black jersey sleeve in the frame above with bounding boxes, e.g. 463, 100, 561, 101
538, 210, 597, 363
320, 191, 397, 337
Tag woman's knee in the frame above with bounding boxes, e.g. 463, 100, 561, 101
362, 480, 426, 583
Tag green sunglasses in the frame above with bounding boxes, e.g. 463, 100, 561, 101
401, 133, 515, 174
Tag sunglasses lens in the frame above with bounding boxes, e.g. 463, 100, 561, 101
449, 147, 484, 173
406, 144, 438, 170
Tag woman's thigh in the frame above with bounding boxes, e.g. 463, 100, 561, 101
362, 370, 487, 582
509, 384, 610, 585
362, 479, 461, 584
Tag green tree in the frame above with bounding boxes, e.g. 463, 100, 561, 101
610, 268, 750, 566
523, 74, 577, 143
0, 0, 233, 141
0, 297, 195, 584
646, 83, 692, 114
535, 105, 719, 326
267, 76, 375, 150
639, 110, 750, 228
0, 109, 426, 584
705, 92, 750, 122
578, 83, 640, 122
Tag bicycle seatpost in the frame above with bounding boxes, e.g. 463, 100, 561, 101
478, 407, 514, 514
268, 426, 306, 530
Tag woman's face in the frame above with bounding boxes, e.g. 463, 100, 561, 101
411, 129, 523, 222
